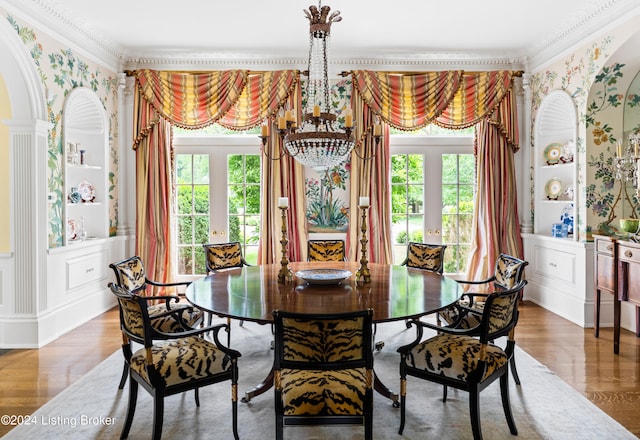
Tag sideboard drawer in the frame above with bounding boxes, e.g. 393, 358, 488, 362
67, 251, 107, 290
535, 246, 575, 284
618, 243, 640, 264
596, 239, 615, 255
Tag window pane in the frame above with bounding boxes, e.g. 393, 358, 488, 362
228, 185, 243, 215
177, 186, 192, 215
177, 216, 193, 244
228, 155, 243, 184
176, 155, 192, 184
391, 185, 407, 214
193, 185, 209, 214
246, 186, 260, 214
178, 246, 193, 274
193, 155, 209, 184
407, 214, 424, 242
245, 155, 261, 183
391, 155, 407, 183
407, 154, 423, 183
194, 215, 209, 244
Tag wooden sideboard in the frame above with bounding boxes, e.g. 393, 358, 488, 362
593, 234, 640, 354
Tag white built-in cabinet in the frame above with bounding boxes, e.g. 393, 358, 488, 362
523, 90, 594, 327
63, 87, 109, 244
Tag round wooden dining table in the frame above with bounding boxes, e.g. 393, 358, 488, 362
185, 261, 463, 403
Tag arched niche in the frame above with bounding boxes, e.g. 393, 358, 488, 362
62, 87, 109, 244
533, 90, 577, 239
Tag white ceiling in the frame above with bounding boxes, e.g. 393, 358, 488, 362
7, 0, 637, 69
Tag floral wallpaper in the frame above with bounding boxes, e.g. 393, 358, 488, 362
529, 17, 640, 240
5, 13, 119, 248
304, 78, 352, 233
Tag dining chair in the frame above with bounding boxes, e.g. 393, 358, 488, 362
272, 308, 374, 440
400, 242, 447, 273
307, 239, 346, 262
109, 283, 241, 440
109, 255, 203, 389
439, 253, 528, 384
203, 241, 251, 343
398, 280, 526, 440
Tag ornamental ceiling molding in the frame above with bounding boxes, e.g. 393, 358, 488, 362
527, 0, 638, 71
122, 54, 527, 72
3, 0, 123, 70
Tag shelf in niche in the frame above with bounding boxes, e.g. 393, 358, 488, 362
67, 164, 102, 170
67, 202, 102, 206
541, 199, 574, 204
541, 162, 573, 168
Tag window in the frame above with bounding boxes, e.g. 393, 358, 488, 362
174, 135, 261, 278
390, 134, 474, 274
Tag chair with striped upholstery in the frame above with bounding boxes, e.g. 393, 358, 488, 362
272, 309, 374, 440
307, 239, 346, 262
109, 256, 203, 389
109, 283, 241, 440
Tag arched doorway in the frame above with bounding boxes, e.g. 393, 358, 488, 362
0, 17, 50, 347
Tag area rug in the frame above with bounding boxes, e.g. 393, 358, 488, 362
3, 318, 636, 440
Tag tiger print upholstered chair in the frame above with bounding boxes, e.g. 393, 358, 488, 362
400, 242, 447, 273
272, 309, 374, 440
109, 283, 241, 440
307, 239, 346, 262
109, 256, 203, 389
203, 241, 251, 271
398, 280, 526, 440
203, 242, 252, 343
439, 253, 528, 384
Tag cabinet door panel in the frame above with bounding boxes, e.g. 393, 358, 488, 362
596, 254, 616, 293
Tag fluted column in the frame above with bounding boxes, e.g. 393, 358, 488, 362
520, 74, 533, 234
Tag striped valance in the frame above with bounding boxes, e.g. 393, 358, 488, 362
135, 69, 248, 129
218, 70, 299, 130
352, 70, 463, 131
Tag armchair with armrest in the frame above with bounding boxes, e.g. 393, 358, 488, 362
439, 253, 528, 384
109, 256, 203, 389
398, 280, 527, 440
109, 283, 241, 440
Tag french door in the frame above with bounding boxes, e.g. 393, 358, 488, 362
174, 136, 261, 280
390, 136, 474, 274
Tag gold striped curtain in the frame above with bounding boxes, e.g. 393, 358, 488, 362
218, 70, 299, 130
466, 118, 523, 281
347, 89, 393, 264
135, 69, 247, 128
258, 85, 307, 264
133, 69, 301, 281
352, 71, 462, 130
132, 93, 176, 287
349, 70, 522, 278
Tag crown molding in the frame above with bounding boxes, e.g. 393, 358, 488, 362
527, 0, 638, 71
122, 53, 527, 72
2, 0, 123, 71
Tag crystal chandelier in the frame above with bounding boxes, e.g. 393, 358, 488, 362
260, 3, 380, 170
615, 131, 640, 196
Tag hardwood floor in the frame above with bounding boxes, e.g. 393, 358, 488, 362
0, 301, 638, 438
